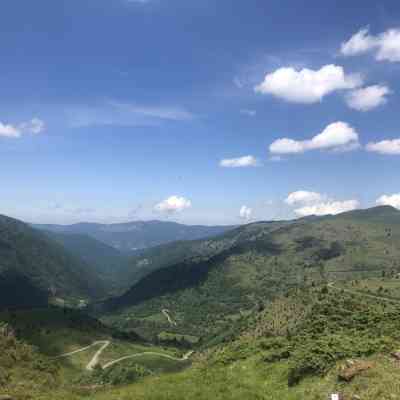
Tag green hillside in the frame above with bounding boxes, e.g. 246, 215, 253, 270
0, 215, 106, 308
98, 206, 400, 342
122, 220, 289, 285
41, 231, 131, 294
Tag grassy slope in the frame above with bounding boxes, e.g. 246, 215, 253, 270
86, 283, 400, 400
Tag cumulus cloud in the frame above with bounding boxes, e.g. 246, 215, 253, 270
286, 190, 359, 217
366, 139, 400, 155
269, 121, 360, 155
0, 118, 45, 138
254, 65, 361, 104
341, 27, 400, 62
285, 191, 324, 206
154, 196, 192, 214
345, 85, 391, 111
239, 205, 252, 220
220, 155, 260, 168
341, 27, 378, 56
294, 200, 360, 217
376, 194, 400, 209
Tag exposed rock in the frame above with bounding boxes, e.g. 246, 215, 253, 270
338, 360, 373, 382
391, 351, 400, 360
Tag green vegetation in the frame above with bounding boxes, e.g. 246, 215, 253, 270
0, 215, 105, 307
76, 361, 152, 387
99, 206, 400, 343
41, 231, 131, 295
157, 331, 200, 347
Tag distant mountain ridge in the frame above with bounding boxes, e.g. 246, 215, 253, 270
33, 220, 236, 252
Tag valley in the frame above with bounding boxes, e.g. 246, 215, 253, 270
2, 206, 400, 399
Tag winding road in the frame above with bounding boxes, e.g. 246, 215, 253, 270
162, 309, 177, 326
102, 350, 193, 369
55, 340, 193, 371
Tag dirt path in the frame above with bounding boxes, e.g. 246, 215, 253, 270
162, 309, 177, 326
55, 340, 193, 371
86, 341, 111, 371
55, 340, 111, 371
102, 350, 193, 369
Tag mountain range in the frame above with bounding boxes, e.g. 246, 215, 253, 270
97, 206, 400, 342
33, 220, 235, 252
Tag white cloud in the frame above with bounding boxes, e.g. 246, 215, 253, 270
286, 190, 359, 217
341, 27, 378, 56
155, 196, 192, 214
0, 118, 45, 138
240, 109, 256, 117
254, 65, 361, 104
376, 194, 400, 209
239, 205, 252, 220
345, 85, 391, 111
366, 139, 400, 155
285, 191, 324, 206
0, 122, 21, 138
269, 121, 360, 155
294, 200, 360, 217
376, 29, 400, 62
220, 155, 260, 168
341, 27, 400, 62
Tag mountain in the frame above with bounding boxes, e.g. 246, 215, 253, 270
33, 220, 236, 252
118, 220, 290, 286
0, 214, 106, 309
98, 206, 400, 341
40, 230, 130, 294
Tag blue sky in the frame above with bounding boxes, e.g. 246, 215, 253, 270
1, 0, 400, 225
